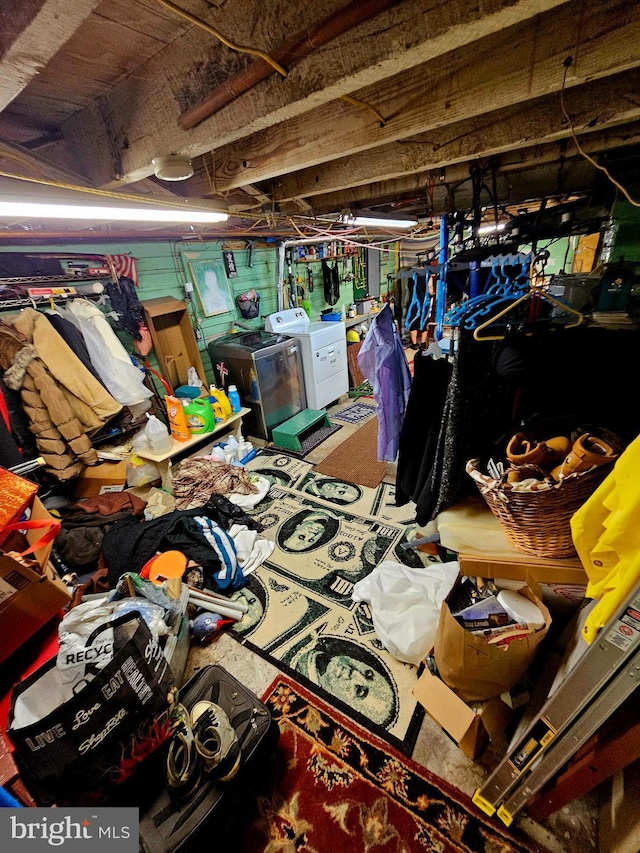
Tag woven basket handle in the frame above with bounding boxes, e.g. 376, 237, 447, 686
465, 458, 495, 489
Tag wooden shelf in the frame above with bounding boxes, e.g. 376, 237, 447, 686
135, 407, 250, 492
345, 310, 380, 328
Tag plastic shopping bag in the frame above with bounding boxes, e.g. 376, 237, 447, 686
352, 560, 460, 666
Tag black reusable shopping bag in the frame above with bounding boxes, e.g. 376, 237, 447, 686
7, 613, 174, 805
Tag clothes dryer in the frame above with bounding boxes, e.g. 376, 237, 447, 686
265, 309, 348, 410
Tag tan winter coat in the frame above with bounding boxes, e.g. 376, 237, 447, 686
0, 321, 101, 480
12, 308, 122, 431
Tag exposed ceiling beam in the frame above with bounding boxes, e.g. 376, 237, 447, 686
289, 129, 640, 218
0, 0, 101, 111
0, 136, 96, 185
210, 0, 640, 191
176, 0, 401, 131
61, 0, 573, 187
267, 71, 640, 205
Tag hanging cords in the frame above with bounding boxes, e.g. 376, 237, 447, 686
560, 57, 640, 208
0, 168, 232, 214
152, 0, 287, 77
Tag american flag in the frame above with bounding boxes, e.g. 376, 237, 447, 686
107, 254, 138, 286
216, 361, 229, 387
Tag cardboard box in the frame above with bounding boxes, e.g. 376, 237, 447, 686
413, 664, 512, 759
458, 551, 587, 586
142, 296, 207, 391
0, 497, 70, 665
73, 460, 128, 498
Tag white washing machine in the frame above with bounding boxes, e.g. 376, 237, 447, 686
265, 308, 348, 410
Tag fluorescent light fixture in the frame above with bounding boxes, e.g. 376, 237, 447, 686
346, 215, 417, 229
477, 222, 506, 235
0, 200, 228, 223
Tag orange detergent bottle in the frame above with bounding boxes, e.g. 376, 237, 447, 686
164, 395, 191, 442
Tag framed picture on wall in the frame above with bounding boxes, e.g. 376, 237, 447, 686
188, 260, 234, 316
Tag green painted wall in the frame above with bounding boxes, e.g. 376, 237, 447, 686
609, 198, 640, 262
0, 237, 396, 388
518, 237, 576, 277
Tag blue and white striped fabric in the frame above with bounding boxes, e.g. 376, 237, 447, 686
193, 516, 244, 590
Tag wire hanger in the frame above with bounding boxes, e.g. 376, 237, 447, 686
472, 287, 584, 341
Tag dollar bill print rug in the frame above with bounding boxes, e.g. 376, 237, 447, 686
228, 483, 428, 752
244, 449, 420, 530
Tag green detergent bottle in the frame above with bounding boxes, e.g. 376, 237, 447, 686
182, 397, 214, 434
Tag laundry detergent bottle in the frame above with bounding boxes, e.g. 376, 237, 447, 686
227, 384, 241, 414
183, 398, 214, 434
209, 384, 232, 420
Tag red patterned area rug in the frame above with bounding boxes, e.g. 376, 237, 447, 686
237, 676, 548, 853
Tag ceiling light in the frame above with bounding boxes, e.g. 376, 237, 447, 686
477, 222, 506, 235
152, 155, 195, 181
346, 215, 418, 229
0, 201, 228, 223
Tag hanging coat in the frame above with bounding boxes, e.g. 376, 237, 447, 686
571, 434, 640, 644
63, 300, 152, 407
11, 307, 122, 432
357, 304, 411, 462
0, 323, 98, 480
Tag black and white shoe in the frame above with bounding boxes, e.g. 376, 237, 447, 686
191, 701, 242, 782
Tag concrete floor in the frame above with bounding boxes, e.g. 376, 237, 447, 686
185, 383, 600, 853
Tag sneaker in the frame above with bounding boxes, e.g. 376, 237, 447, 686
166, 701, 201, 799
191, 701, 242, 782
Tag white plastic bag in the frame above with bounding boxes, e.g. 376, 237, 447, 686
187, 366, 204, 389
126, 453, 161, 487
352, 560, 460, 666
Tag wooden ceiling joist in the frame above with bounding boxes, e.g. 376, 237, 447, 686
268, 71, 640, 206
0, 0, 102, 112
60, 0, 573, 188
209, 0, 640, 192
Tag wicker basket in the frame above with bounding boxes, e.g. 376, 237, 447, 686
466, 457, 614, 559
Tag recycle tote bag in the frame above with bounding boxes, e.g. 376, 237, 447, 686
8, 613, 174, 805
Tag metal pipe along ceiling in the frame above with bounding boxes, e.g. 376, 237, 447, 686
178, 0, 399, 131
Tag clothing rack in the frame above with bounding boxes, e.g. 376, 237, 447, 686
0, 251, 122, 312
0, 292, 107, 312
